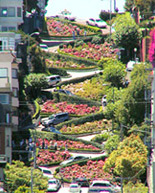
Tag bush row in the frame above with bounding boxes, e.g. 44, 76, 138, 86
48, 52, 98, 67
55, 111, 104, 130
29, 130, 102, 149
47, 67, 68, 76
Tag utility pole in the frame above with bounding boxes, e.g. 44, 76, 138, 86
121, 177, 123, 193
31, 168, 33, 193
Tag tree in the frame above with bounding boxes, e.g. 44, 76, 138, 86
112, 12, 141, 62
124, 0, 153, 19
123, 181, 148, 193
114, 62, 151, 126
103, 134, 147, 179
4, 161, 48, 192
102, 59, 126, 88
23, 0, 49, 13
24, 73, 48, 99
104, 135, 120, 154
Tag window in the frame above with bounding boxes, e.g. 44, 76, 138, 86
8, 26, 16, 31
12, 88, 18, 97
2, 26, 7, 32
17, 7, 21, 17
0, 94, 9, 104
0, 7, 7, 17
0, 68, 8, 78
6, 113, 10, 123
12, 68, 18, 78
0, 7, 15, 17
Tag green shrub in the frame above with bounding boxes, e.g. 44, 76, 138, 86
51, 92, 101, 106
91, 132, 111, 144
91, 35, 104, 44
123, 181, 148, 193
48, 67, 68, 76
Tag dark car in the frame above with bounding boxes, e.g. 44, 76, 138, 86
73, 177, 90, 187
41, 126, 61, 134
53, 89, 76, 97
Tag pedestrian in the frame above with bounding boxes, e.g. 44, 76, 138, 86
54, 141, 57, 150
65, 143, 68, 151
84, 30, 87, 36
72, 30, 75, 40
42, 139, 45, 149
61, 176, 64, 187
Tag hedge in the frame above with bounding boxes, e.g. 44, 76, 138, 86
29, 129, 102, 149
51, 92, 101, 106
47, 67, 68, 77
55, 111, 104, 130
48, 52, 98, 67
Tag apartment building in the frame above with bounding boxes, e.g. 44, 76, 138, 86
0, 0, 23, 32
0, 32, 21, 181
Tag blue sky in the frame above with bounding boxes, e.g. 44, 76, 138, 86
45, 0, 125, 19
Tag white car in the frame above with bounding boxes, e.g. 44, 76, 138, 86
38, 166, 53, 178
89, 180, 121, 192
47, 178, 61, 192
46, 75, 61, 86
60, 155, 89, 166
39, 44, 49, 52
86, 18, 107, 28
55, 10, 76, 21
69, 183, 81, 193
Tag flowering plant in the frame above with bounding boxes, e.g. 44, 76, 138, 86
41, 100, 99, 116
60, 120, 110, 135
36, 138, 101, 151
56, 160, 113, 181
36, 150, 71, 165
60, 42, 119, 61
46, 18, 95, 36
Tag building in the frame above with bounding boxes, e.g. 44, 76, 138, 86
0, 32, 21, 181
0, 0, 23, 32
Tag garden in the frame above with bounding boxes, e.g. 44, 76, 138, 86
41, 100, 100, 116
60, 119, 111, 135
46, 17, 100, 37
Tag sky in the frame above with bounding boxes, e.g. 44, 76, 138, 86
45, 0, 125, 20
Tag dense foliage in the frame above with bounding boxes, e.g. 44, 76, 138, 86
4, 161, 48, 192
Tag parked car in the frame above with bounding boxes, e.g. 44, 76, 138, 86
86, 18, 107, 28
72, 177, 89, 187
55, 10, 76, 21
53, 89, 76, 97
69, 183, 81, 193
47, 178, 61, 192
46, 75, 61, 87
38, 166, 53, 178
60, 155, 89, 166
89, 180, 121, 193
88, 186, 113, 193
42, 112, 69, 127
39, 43, 49, 52
41, 126, 61, 134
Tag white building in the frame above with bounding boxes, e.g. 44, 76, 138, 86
0, 0, 23, 31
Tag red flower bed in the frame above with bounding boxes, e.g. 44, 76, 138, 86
36, 150, 71, 165
36, 138, 101, 151
60, 42, 119, 61
57, 160, 112, 181
41, 100, 99, 116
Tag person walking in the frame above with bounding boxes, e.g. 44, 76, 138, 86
61, 176, 64, 187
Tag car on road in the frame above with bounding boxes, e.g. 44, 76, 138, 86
69, 183, 81, 193
86, 18, 107, 28
39, 43, 49, 52
46, 75, 61, 87
72, 177, 89, 187
47, 178, 61, 192
53, 89, 76, 97
55, 10, 76, 21
38, 166, 53, 179
88, 186, 113, 193
89, 180, 121, 193
42, 112, 69, 127
41, 126, 61, 134
60, 155, 89, 166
